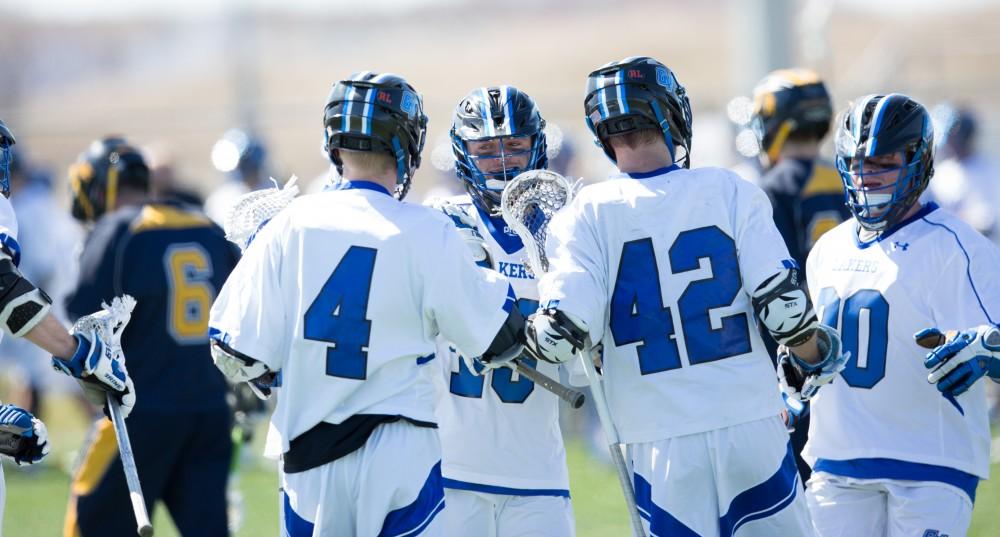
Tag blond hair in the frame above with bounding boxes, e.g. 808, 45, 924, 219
607, 128, 662, 150
339, 149, 396, 178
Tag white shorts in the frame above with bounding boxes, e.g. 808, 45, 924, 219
629, 415, 813, 537
279, 420, 444, 537
442, 488, 574, 537
806, 471, 972, 537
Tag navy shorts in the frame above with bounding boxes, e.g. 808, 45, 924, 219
67, 409, 233, 537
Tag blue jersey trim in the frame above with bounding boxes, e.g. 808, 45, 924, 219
0, 233, 21, 267
634, 473, 700, 536
336, 180, 392, 196
472, 202, 523, 255
852, 202, 938, 249
814, 458, 979, 503
416, 352, 435, 365
719, 443, 800, 537
378, 461, 446, 537
626, 164, 680, 179
442, 477, 570, 498
282, 490, 316, 537
920, 217, 996, 325
502, 284, 516, 314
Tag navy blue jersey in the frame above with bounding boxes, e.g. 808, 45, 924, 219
68, 201, 240, 414
759, 158, 850, 268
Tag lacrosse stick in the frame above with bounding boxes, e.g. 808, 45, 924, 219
223, 175, 300, 252
74, 296, 153, 537
501, 170, 646, 537
509, 359, 585, 409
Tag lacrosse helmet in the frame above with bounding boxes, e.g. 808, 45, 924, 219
0, 119, 15, 198
584, 56, 693, 167
70, 137, 150, 223
451, 86, 548, 215
750, 68, 833, 167
323, 71, 428, 200
835, 94, 934, 232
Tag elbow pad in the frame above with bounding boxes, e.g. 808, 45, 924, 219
751, 267, 817, 347
0, 257, 52, 337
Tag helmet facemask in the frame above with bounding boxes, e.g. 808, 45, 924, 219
454, 133, 546, 215
835, 97, 934, 232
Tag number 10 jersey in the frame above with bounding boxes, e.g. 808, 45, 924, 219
804, 204, 1000, 481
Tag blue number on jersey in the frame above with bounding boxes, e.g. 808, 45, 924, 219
816, 287, 889, 389
610, 229, 751, 374
610, 238, 681, 374
304, 246, 376, 380
449, 299, 537, 403
669, 226, 752, 364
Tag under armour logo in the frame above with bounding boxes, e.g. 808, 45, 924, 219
892, 241, 909, 251
922, 530, 949, 537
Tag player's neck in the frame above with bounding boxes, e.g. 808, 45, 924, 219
613, 143, 675, 174
116, 189, 149, 209
341, 166, 397, 195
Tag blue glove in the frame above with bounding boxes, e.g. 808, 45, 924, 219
780, 324, 851, 401
53, 332, 135, 418
780, 392, 809, 432
916, 325, 1000, 398
0, 403, 50, 465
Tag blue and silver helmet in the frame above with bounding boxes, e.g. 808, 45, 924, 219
0, 119, 15, 198
835, 94, 934, 232
584, 56, 693, 167
451, 86, 547, 215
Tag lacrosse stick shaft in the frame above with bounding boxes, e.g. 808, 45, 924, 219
579, 349, 646, 537
510, 357, 585, 409
108, 394, 154, 537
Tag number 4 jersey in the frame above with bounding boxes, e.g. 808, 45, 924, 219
539, 165, 792, 444
804, 203, 1000, 482
209, 182, 514, 460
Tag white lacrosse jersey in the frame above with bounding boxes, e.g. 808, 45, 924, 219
0, 196, 19, 345
209, 181, 515, 459
804, 202, 1000, 486
539, 165, 791, 444
432, 195, 570, 495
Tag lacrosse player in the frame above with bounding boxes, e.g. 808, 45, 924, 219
428, 86, 574, 536
63, 137, 238, 537
801, 94, 1000, 537
209, 71, 526, 536
525, 56, 850, 536
0, 123, 135, 533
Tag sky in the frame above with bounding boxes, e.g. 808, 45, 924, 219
1, 0, 996, 22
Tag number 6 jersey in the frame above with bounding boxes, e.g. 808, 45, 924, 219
804, 203, 1000, 484
539, 165, 793, 444
208, 182, 514, 460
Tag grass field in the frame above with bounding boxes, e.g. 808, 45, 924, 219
4, 397, 999, 536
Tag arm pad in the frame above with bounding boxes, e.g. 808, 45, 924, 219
0, 257, 52, 337
210, 339, 271, 383
751, 267, 817, 347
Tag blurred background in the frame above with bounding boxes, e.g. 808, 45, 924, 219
2, 0, 999, 535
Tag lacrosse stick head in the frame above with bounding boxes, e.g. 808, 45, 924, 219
71, 295, 137, 348
223, 175, 300, 252
500, 170, 575, 276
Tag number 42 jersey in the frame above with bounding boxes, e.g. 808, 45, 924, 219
539, 165, 793, 444
804, 203, 1000, 481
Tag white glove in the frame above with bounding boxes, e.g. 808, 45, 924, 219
211, 340, 277, 400
53, 296, 137, 418
917, 325, 1000, 397
525, 309, 588, 364
428, 197, 492, 267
